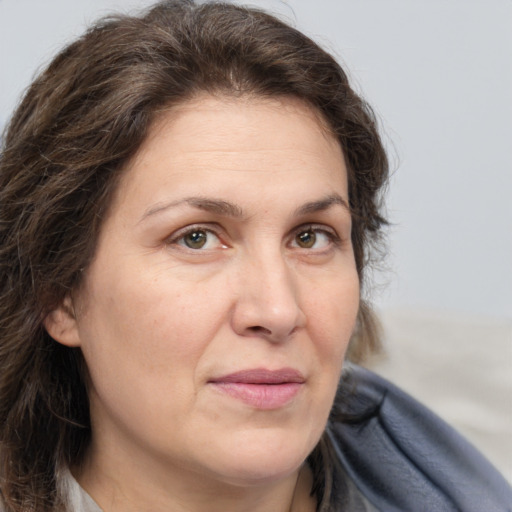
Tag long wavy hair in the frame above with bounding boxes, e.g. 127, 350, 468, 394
0, 1, 388, 510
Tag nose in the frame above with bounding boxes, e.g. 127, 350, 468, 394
230, 252, 306, 343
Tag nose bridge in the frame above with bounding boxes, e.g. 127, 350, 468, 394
253, 246, 296, 310
232, 245, 305, 341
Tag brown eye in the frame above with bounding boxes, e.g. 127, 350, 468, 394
296, 230, 316, 248
183, 230, 208, 249
172, 226, 226, 252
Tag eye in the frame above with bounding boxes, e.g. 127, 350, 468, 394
295, 230, 317, 248
172, 227, 226, 250
183, 230, 208, 249
292, 227, 336, 250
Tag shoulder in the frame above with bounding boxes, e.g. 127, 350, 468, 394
328, 364, 512, 512
58, 468, 102, 512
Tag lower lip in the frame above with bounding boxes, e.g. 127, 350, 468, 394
210, 382, 302, 410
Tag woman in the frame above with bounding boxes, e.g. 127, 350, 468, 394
0, 1, 510, 511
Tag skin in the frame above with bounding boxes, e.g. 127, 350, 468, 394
46, 94, 360, 512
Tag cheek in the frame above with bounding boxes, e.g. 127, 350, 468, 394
77, 264, 229, 380
306, 271, 360, 352
297, 273, 359, 447
76, 275, 217, 432
305, 273, 360, 405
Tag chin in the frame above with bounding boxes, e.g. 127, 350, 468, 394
199, 429, 315, 487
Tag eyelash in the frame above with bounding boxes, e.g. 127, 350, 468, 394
166, 223, 342, 252
166, 224, 226, 251
291, 224, 341, 251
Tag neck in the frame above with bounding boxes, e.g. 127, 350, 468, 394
74, 452, 316, 512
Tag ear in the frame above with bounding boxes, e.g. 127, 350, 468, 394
44, 296, 82, 347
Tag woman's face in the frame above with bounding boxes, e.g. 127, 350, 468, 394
49, 95, 359, 491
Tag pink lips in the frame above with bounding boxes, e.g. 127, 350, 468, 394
209, 368, 305, 410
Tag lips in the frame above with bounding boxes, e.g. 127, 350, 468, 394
208, 368, 305, 410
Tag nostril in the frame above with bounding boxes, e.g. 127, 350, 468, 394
248, 326, 272, 336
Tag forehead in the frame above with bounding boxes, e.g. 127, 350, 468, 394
111, 94, 347, 216
147, 94, 335, 150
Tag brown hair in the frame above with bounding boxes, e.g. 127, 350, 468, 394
0, 1, 388, 510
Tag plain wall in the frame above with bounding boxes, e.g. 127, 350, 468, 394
1, 0, 511, 319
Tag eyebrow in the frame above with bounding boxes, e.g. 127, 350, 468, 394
140, 193, 350, 223
294, 193, 350, 216
141, 197, 244, 222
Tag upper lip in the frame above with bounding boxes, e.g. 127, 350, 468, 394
209, 368, 305, 384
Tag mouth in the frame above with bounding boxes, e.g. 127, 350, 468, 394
208, 368, 305, 410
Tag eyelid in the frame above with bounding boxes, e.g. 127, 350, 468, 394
165, 223, 227, 249
289, 223, 342, 248
164, 222, 344, 252
293, 223, 339, 237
